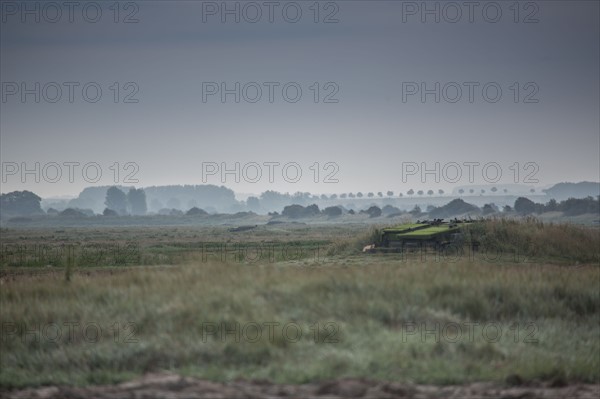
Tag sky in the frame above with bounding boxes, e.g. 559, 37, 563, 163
1, 0, 599, 198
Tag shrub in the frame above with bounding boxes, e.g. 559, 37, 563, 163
323, 206, 342, 217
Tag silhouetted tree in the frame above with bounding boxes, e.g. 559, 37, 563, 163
246, 196, 260, 212
105, 187, 128, 215
410, 205, 422, 216
546, 198, 558, 212
291, 192, 311, 204
364, 206, 382, 218
305, 204, 320, 215
560, 196, 599, 216
186, 207, 208, 216
103, 208, 118, 217
0, 190, 42, 217
127, 188, 147, 215
260, 190, 292, 211
482, 203, 498, 215
514, 197, 536, 214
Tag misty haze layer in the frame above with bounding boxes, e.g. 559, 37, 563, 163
1, 1, 599, 197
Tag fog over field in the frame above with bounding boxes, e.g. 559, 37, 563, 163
1, 1, 599, 398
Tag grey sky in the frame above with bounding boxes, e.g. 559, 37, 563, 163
1, 0, 598, 198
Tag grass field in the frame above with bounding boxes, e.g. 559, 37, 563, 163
1, 218, 599, 389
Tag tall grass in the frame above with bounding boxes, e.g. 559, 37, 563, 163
1, 219, 598, 388
464, 218, 600, 264
1, 259, 598, 388
327, 218, 600, 264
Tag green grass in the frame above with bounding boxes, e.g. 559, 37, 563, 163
1, 259, 599, 388
464, 218, 600, 264
1, 219, 599, 388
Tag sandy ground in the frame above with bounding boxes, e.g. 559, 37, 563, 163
2, 373, 599, 399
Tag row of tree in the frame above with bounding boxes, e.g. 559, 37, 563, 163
274, 196, 600, 219
513, 196, 599, 216
42, 182, 595, 216
252, 187, 518, 205
249, 187, 541, 212
3, 188, 598, 220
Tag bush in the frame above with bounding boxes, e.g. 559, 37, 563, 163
103, 208, 118, 217
186, 207, 208, 216
323, 206, 342, 217
60, 208, 88, 218
366, 206, 382, 218
482, 203, 499, 215
514, 197, 536, 214
282, 204, 306, 218
382, 205, 401, 215
429, 199, 479, 218
282, 204, 320, 218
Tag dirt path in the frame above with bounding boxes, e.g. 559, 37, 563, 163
2, 373, 599, 399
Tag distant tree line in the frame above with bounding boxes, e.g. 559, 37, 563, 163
279, 204, 381, 218
513, 196, 599, 216
2, 188, 598, 220
53, 184, 237, 214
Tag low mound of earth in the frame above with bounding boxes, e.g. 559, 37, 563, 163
2, 373, 599, 399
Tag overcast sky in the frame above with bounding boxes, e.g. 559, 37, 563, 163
1, 0, 599, 198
